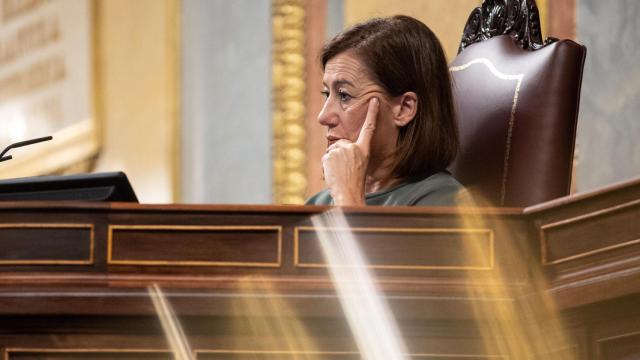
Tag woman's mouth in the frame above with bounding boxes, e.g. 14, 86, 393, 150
327, 136, 340, 147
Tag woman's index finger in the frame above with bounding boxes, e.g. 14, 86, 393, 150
355, 97, 380, 150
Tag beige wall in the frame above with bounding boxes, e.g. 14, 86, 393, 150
93, 0, 180, 203
344, 0, 481, 60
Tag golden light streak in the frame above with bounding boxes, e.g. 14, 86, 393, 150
457, 193, 577, 359
231, 278, 321, 359
311, 209, 408, 360
147, 284, 194, 360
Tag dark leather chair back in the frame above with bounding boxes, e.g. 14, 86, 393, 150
448, 1, 586, 207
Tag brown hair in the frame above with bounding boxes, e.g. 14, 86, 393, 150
321, 15, 458, 181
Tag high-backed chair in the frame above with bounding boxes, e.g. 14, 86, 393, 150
448, 0, 587, 207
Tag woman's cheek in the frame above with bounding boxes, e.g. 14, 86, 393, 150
352, 116, 369, 141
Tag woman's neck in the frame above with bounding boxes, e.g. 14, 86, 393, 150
364, 153, 401, 194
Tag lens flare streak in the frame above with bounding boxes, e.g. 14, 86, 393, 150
148, 283, 194, 360
312, 209, 409, 360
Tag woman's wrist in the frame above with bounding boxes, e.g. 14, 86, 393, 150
332, 192, 366, 206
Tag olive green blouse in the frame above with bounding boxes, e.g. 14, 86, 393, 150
305, 172, 468, 206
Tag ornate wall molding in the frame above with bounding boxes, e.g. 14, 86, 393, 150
272, 0, 307, 204
459, 0, 556, 53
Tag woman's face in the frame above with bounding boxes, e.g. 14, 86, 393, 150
318, 51, 398, 160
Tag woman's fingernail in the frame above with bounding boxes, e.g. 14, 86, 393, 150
372, 97, 379, 105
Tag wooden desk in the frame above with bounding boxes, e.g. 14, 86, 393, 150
1, 178, 639, 359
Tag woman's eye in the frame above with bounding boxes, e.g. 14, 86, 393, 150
338, 90, 352, 102
320, 90, 329, 100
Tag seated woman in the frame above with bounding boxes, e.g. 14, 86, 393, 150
306, 15, 466, 206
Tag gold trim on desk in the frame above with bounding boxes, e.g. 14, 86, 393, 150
195, 349, 506, 359
107, 225, 283, 268
4, 348, 172, 360
540, 198, 640, 266
294, 226, 494, 271
0, 223, 94, 265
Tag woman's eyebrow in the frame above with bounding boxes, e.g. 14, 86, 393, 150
334, 79, 356, 88
322, 79, 356, 89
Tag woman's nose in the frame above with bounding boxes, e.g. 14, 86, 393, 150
317, 99, 339, 127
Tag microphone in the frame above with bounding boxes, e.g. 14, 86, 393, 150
0, 136, 53, 163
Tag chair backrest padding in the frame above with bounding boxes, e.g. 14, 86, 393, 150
448, 35, 586, 207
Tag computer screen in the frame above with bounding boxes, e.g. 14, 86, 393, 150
0, 172, 138, 202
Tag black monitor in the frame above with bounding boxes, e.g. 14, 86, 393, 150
0, 171, 138, 202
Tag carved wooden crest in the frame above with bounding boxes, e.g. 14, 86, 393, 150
458, 0, 557, 53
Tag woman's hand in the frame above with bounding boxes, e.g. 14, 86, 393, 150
322, 97, 379, 206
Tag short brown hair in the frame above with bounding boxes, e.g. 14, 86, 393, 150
321, 15, 458, 181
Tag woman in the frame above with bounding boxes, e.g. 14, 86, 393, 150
306, 15, 466, 206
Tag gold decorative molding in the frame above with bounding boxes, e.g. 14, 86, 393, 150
294, 226, 495, 271
272, 0, 307, 204
108, 225, 283, 268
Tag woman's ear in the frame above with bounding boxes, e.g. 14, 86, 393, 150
392, 91, 418, 127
